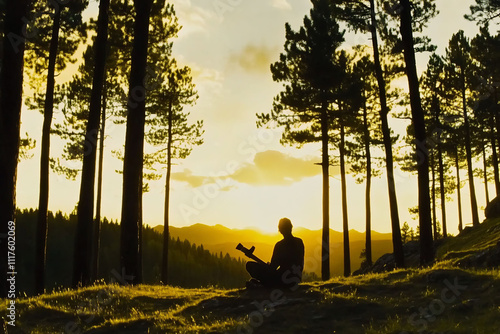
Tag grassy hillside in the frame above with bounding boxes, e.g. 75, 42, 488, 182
2, 218, 499, 333
436, 217, 500, 265
1, 265, 498, 333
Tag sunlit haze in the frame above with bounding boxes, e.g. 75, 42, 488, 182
17, 0, 486, 235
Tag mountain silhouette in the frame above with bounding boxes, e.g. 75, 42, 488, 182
153, 224, 393, 277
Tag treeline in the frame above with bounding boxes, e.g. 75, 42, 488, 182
15, 209, 248, 295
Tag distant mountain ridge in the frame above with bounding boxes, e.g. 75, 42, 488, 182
153, 223, 394, 277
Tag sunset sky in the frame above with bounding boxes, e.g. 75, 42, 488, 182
16, 0, 488, 235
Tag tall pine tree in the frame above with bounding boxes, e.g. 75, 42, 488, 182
0, 0, 33, 299
258, 0, 350, 280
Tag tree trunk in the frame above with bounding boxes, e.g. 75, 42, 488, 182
0, 0, 31, 298
496, 107, 500, 186
461, 74, 480, 226
35, 8, 61, 295
340, 119, 350, 277
138, 177, 143, 283
74, 0, 110, 288
455, 150, 464, 233
321, 100, 330, 281
490, 114, 500, 196
369, 0, 404, 268
120, 0, 152, 285
437, 137, 447, 238
399, 0, 434, 265
363, 95, 372, 266
431, 150, 437, 239
482, 142, 490, 204
92, 80, 107, 281
161, 100, 173, 284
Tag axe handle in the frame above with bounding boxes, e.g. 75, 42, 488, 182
236, 243, 267, 266
243, 251, 267, 266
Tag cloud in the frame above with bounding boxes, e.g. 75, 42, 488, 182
271, 0, 292, 10
172, 151, 339, 188
229, 44, 277, 74
171, 169, 211, 188
231, 150, 321, 186
187, 63, 224, 96
172, 0, 216, 37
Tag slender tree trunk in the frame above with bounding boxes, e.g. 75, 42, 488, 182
437, 138, 447, 238
456, 150, 464, 233
92, 81, 107, 281
120, 0, 152, 285
496, 108, 500, 183
138, 177, 143, 283
35, 8, 61, 295
431, 150, 437, 239
482, 142, 490, 204
340, 119, 350, 277
363, 96, 372, 266
369, 0, 404, 268
399, 0, 434, 265
74, 0, 110, 287
461, 74, 480, 226
0, 0, 31, 298
161, 100, 173, 284
490, 115, 500, 196
321, 100, 330, 281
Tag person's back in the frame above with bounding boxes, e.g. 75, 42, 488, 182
270, 235, 304, 282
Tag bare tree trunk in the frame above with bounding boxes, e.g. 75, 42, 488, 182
92, 80, 107, 281
461, 75, 480, 226
340, 119, 350, 277
496, 109, 500, 188
0, 0, 31, 298
399, 0, 434, 265
161, 100, 173, 284
431, 150, 437, 239
456, 150, 464, 233
363, 96, 372, 266
437, 138, 447, 238
120, 0, 152, 285
36, 8, 61, 295
369, 0, 404, 268
482, 142, 490, 204
138, 177, 143, 283
490, 115, 500, 196
321, 100, 330, 281
74, 0, 110, 287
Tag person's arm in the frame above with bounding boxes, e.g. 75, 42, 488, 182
298, 239, 305, 270
269, 243, 280, 270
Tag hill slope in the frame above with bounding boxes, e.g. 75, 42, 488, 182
2, 266, 498, 333
3, 218, 500, 333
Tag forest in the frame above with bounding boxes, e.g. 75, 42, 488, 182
12, 209, 249, 295
1, 0, 500, 303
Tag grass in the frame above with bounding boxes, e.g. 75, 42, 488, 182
2, 265, 498, 333
436, 217, 500, 263
2, 219, 500, 333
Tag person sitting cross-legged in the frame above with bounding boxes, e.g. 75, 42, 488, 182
246, 218, 305, 289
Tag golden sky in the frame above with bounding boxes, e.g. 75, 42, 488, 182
16, 0, 488, 234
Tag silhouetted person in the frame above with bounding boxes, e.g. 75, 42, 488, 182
246, 218, 305, 289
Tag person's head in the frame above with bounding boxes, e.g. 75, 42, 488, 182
278, 217, 293, 236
